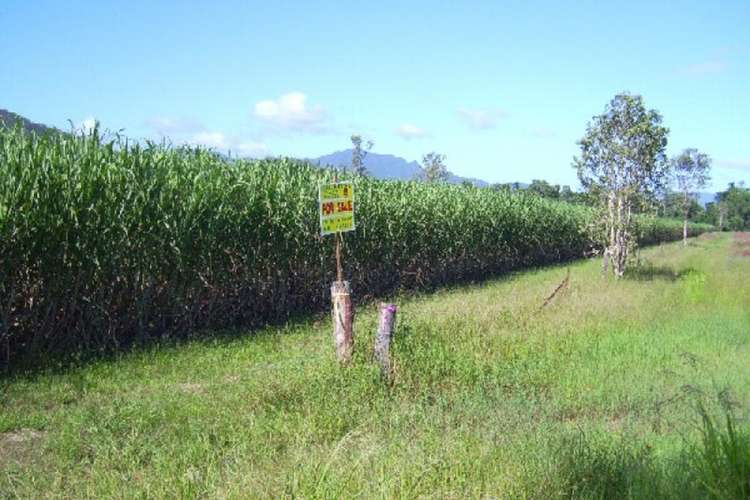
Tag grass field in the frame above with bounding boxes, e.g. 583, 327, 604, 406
1, 233, 748, 498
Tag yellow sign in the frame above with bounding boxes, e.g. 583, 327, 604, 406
319, 182, 355, 235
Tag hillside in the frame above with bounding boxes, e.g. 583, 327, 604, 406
0, 109, 57, 135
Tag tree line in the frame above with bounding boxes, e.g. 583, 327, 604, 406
517, 170, 750, 233
348, 91, 746, 278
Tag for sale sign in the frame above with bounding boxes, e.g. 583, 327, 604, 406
319, 182, 355, 235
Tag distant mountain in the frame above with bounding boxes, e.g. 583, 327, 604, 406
0, 109, 58, 135
313, 149, 489, 186
446, 172, 490, 187
314, 149, 423, 180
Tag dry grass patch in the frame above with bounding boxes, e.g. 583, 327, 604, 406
0, 428, 45, 470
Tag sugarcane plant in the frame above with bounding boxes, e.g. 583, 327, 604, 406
0, 123, 713, 365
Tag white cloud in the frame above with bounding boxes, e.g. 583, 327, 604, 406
78, 116, 97, 134
717, 158, 750, 171
146, 116, 203, 136
235, 141, 269, 158
456, 107, 506, 130
191, 131, 230, 149
188, 131, 268, 158
253, 91, 328, 133
395, 123, 428, 140
682, 59, 727, 76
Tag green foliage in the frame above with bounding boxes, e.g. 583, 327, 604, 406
671, 149, 711, 199
528, 179, 561, 199
574, 92, 670, 204
670, 149, 712, 243
689, 398, 750, 498
522, 181, 592, 206
0, 126, 713, 365
418, 151, 449, 183
574, 92, 673, 277
554, 433, 661, 499
710, 183, 750, 230
633, 217, 709, 246
660, 192, 704, 221
491, 181, 523, 192
551, 395, 750, 500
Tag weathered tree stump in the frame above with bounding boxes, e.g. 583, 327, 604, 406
331, 281, 353, 364
374, 303, 397, 378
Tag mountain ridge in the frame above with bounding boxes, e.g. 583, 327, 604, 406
312, 149, 489, 186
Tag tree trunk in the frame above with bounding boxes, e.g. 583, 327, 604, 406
603, 191, 616, 277
683, 191, 689, 246
683, 217, 688, 246
623, 199, 632, 272
602, 247, 609, 276
613, 193, 625, 279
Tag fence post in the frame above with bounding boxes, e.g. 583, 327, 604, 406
374, 303, 397, 378
331, 281, 353, 364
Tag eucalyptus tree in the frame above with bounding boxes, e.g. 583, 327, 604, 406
671, 148, 711, 245
573, 93, 670, 278
718, 201, 729, 230
350, 135, 373, 175
420, 152, 449, 183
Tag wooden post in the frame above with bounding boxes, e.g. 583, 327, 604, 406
331, 280, 353, 364
335, 233, 343, 282
374, 303, 397, 378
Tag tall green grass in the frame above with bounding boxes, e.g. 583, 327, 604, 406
551, 397, 750, 499
0, 126, 713, 365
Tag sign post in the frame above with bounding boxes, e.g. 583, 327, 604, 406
319, 181, 355, 364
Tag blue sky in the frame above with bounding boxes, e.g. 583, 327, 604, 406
1, 0, 748, 190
